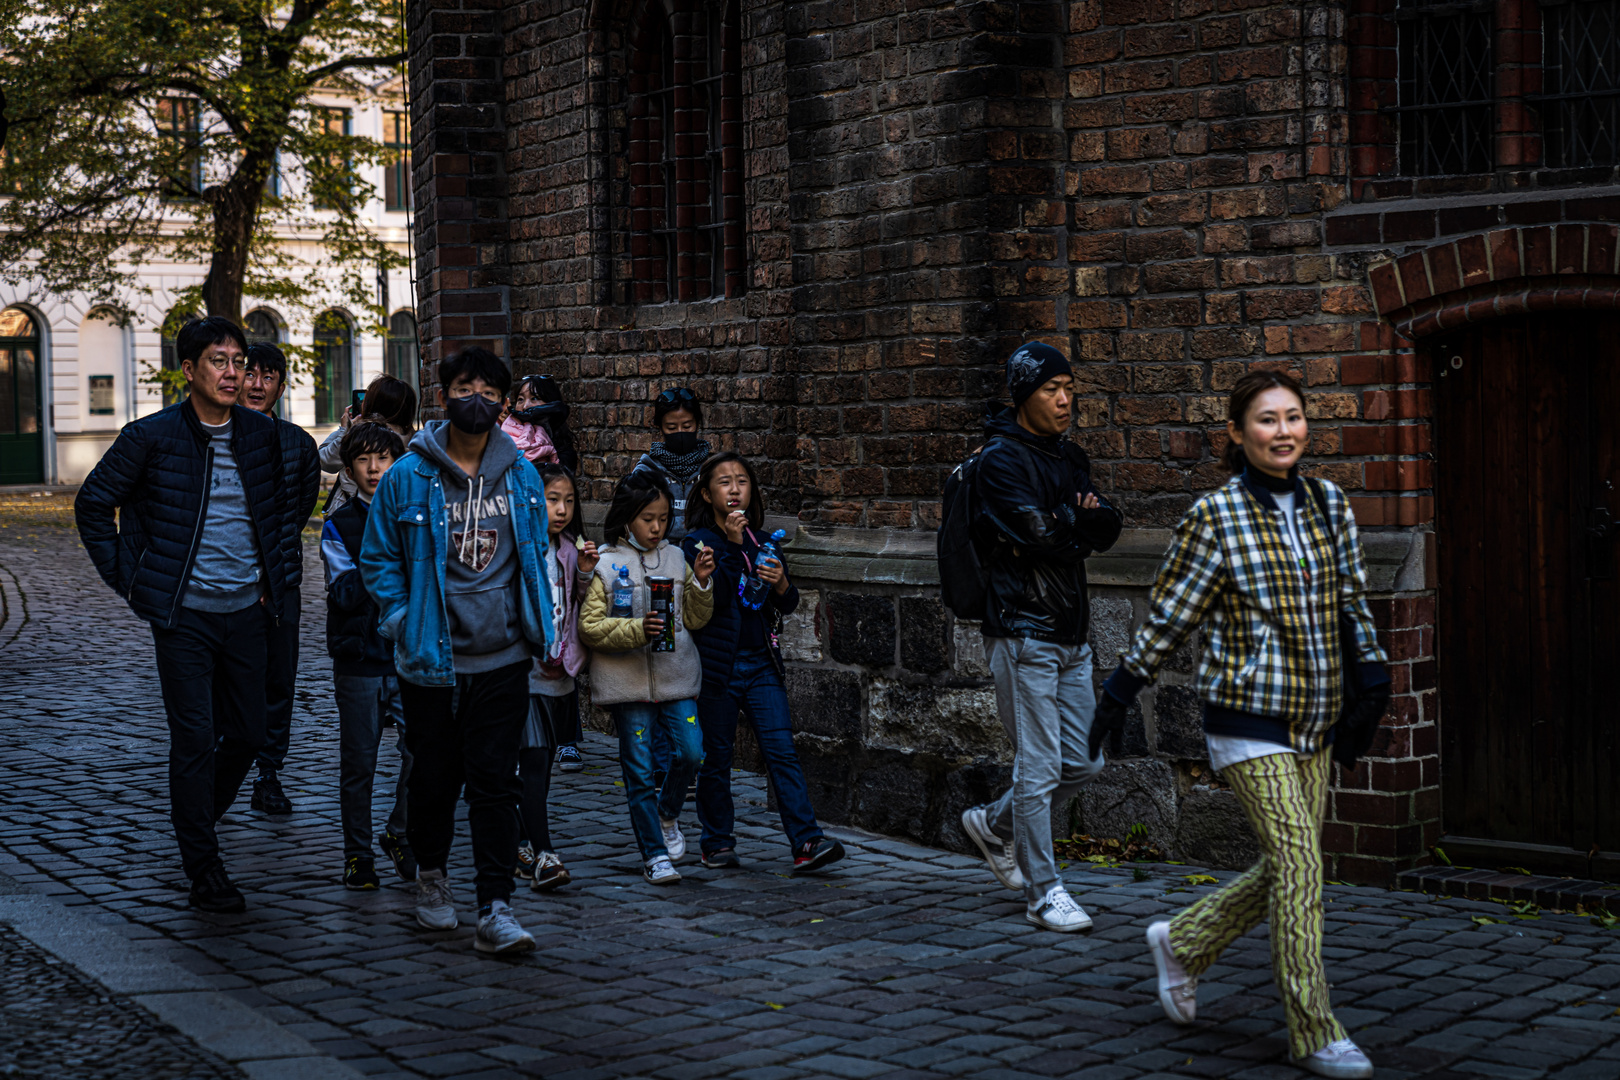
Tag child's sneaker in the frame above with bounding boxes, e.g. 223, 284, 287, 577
344, 856, 380, 891
659, 818, 686, 861
644, 856, 681, 886
700, 848, 740, 869
792, 837, 845, 874
514, 843, 538, 882
555, 745, 584, 772
532, 850, 571, 892
378, 828, 417, 882
474, 899, 536, 955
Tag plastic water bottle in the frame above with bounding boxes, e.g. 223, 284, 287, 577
611, 565, 634, 617
758, 529, 788, 574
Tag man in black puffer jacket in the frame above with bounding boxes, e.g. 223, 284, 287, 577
238, 342, 321, 816
76, 316, 286, 914
959, 341, 1123, 935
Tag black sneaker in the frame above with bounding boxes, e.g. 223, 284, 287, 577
251, 771, 293, 815
515, 844, 537, 882
378, 828, 417, 881
700, 848, 741, 869
188, 864, 246, 913
344, 857, 380, 891
555, 745, 584, 772
792, 837, 845, 874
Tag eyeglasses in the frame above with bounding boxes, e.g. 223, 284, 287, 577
203, 355, 249, 372
657, 387, 697, 405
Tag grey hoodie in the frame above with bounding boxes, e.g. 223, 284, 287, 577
409, 422, 529, 674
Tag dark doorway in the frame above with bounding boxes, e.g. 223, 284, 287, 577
0, 308, 43, 485
1433, 313, 1620, 877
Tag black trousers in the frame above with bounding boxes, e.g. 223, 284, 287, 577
150, 604, 269, 879
254, 618, 299, 774
399, 661, 528, 907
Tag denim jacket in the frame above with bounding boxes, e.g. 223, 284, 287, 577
358, 442, 555, 686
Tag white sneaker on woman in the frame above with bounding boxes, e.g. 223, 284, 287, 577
961, 806, 1024, 891
644, 856, 681, 886
660, 818, 686, 861
413, 868, 457, 930
1298, 1039, 1373, 1079
1145, 920, 1196, 1024
474, 899, 536, 955
1026, 885, 1092, 932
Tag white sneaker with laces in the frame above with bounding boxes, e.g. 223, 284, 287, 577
961, 806, 1025, 891
660, 818, 686, 862
644, 855, 681, 885
1145, 920, 1196, 1023
1298, 1039, 1374, 1079
474, 899, 536, 954
1026, 885, 1092, 932
413, 868, 457, 930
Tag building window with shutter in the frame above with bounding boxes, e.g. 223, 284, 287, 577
384, 111, 411, 212
157, 98, 203, 201
619, 0, 745, 304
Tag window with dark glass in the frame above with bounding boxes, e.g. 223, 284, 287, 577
245, 310, 279, 346
264, 149, 282, 199
314, 310, 352, 425
387, 310, 418, 392
384, 111, 411, 212
1393, 0, 1493, 175
621, 0, 745, 304
1539, 0, 1620, 168
312, 107, 352, 211
0, 308, 42, 485
157, 98, 203, 201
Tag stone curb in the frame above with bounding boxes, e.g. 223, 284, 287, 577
0, 873, 362, 1080
1398, 864, 1620, 913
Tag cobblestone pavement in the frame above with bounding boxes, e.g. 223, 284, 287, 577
3, 520, 1620, 1080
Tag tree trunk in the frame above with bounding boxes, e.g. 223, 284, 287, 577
200, 158, 270, 321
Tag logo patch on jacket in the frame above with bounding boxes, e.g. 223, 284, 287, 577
453, 529, 498, 572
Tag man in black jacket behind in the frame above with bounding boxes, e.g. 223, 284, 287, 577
76, 317, 286, 913
959, 342, 1123, 933
238, 342, 321, 815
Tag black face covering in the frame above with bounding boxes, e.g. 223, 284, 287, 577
445, 393, 502, 435
663, 430, 700, 456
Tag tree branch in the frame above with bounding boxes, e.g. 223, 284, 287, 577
305, 53, 406, 83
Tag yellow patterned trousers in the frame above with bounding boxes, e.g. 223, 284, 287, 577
1166, 744, 1347, 1059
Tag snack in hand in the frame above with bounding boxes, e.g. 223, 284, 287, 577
694, 541, 706, 552
574, 535, 588, 551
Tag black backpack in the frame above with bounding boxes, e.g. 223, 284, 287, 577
937, 437, 1023, 620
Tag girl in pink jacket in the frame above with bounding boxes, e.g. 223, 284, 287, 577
501, 378, 561, 465
515, 464, 596, 890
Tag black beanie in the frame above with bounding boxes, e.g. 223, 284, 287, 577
1006, 342, 1072, 407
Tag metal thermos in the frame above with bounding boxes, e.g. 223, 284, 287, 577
648, 576, 675, 652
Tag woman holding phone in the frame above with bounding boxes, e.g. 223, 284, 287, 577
318, 375, 417, 512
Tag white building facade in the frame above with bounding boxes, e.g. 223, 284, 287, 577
0, 85, 419, 486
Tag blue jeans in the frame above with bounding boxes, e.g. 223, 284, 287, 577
613, 699, 703, 861
696, 650, 823, 856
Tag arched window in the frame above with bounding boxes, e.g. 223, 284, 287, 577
245, 309, 281, 346
0, 307, 42, 484
387, 310, 419, 393
314, 310, 353, 425
621, 0, 744, 304
159, 307, 197, 407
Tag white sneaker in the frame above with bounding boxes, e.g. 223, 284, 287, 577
1298, 1039, 1373, 1079
1026, 885, 1092, 932
413, 868, 457, 930
1145, 920, 1196, 1024
474, 899, 536, 955
961, 806, 1025, 891
644, 855, 681, 886
660, 818, 686, 862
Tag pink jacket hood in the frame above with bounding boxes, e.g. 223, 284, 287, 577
501, 415, 559, 465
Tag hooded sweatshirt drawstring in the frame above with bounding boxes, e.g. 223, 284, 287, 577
459, 474, 484, 566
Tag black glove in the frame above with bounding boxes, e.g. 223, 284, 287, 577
1332, 663, 1392, 770
1089, 691, 1129, 761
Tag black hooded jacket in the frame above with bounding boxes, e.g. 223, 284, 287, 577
972, 407, 1123, 645
76, 399, 286, 629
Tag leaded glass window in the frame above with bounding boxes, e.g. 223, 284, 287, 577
1540, 0, 1620, 168
1395, 0, 1494, 175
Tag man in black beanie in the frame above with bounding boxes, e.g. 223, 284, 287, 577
959, 341, 1124, 932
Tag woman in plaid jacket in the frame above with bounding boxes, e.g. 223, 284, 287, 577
1094, 370, 1391, 1080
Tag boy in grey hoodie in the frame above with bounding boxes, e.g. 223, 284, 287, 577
360, 348, 555, 955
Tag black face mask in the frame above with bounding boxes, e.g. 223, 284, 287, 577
663, 430, 700, 455
445, 393, 501, 435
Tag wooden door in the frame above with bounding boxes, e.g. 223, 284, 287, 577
1433, 313, 1620, 875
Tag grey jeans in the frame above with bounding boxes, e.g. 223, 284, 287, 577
986, 637, 1104, 904
336, 674, 413, 860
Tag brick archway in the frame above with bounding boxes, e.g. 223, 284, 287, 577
1368, 224, 1620, 338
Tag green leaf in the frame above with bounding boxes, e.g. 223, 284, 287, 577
1472, 915, 1502, 925
1184, 874, 1219, 886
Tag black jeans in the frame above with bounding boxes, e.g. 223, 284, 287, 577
150, 604, 269, 879
254, 618, 299, 774
399, 661, 528, 907
516, 746, 554, 852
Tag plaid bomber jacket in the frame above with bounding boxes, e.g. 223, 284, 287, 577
1119, 470, 1388, 754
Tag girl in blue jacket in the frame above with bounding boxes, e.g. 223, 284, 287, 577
680, 451, 844, 874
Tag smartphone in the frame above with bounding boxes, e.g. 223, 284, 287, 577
351, 389, 367, 415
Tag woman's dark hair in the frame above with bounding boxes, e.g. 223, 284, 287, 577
176, 316, 248, 365
653, 386, 703, 428
339, 419, 406, 471
537, 462, 584, 539
360, 374, 418, 432
438, 346, 512, 397
1223, 369, 1307, 473
684, 451, 764, 534
602, 470, 672, 546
